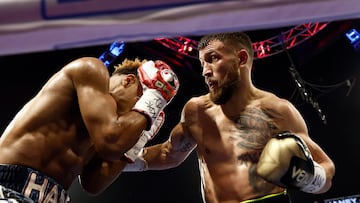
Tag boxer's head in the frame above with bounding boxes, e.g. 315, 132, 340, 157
198, 32, 254, 104
110, 58, 147, 111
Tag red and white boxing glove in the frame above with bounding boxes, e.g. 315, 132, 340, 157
123, 111, 165, 163
132, 60, 179, 128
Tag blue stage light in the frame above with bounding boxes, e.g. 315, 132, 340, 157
345, 28, 360, 44
99, 41, 125, 67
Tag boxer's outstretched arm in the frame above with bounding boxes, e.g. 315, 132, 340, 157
124, 99, 198, 171
145, 122, 197, 170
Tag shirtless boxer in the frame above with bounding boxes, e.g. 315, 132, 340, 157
0, 57, 179, 203
124, 32, 335, 203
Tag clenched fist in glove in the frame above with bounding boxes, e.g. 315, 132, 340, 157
132, 60, 179, 129
123, 111, 165, 163
257, 132, 326, 194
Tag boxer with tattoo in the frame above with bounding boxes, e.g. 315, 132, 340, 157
124, 32, 335, 203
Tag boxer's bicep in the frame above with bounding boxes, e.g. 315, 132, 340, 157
278, 101, 334, 175
68, 57, 115, 130
72, 64, 120, 142
68, 57, 146, 159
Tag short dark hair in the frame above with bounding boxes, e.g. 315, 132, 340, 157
198, 32, 254, 57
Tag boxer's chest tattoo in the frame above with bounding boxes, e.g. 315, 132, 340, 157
230, 107, 278, 150
231, 107, 280, 191
237, 151, 262, 164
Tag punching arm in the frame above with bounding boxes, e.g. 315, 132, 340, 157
124, 98, 198, 172
123, 111, 165, 163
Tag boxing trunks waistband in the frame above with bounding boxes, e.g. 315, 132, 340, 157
240, 191, 290, 203
0, 184, 36, 203
0, 164, 70, 203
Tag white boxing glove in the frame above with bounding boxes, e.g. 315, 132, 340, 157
132, 60, 179, 128
123, 111, 165, 163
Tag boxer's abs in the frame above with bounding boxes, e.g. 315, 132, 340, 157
208, 164, 284, 202
0, 130, 95, 189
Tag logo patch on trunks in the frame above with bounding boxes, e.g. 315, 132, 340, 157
23, 172, 68, 203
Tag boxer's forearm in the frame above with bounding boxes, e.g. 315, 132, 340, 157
80, 158, 126, 195
123, 142, 181, 171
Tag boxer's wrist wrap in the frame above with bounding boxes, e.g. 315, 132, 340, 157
124, 111, 164, 163
300, 162, 326, 193
123, 134, 148, 163
123, 150, 148, 172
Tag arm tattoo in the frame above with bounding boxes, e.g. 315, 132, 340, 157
174, 134, 193, 153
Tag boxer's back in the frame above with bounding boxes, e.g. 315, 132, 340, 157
0, 67, 95, 189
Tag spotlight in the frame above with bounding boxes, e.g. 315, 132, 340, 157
99, 41, 125, 67
345, 28, 360, 50
345, 28, 360, 44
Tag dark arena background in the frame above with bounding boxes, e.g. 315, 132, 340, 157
1, 2, 360, 202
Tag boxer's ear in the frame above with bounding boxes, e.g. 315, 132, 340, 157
237, 49, 248, 65
123, 74, 136, 87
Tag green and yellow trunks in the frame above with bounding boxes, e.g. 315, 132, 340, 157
240, 191, 290, 203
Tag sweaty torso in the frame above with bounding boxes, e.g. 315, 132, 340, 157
0, 70, 96, 189
192, 94, 286, 203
